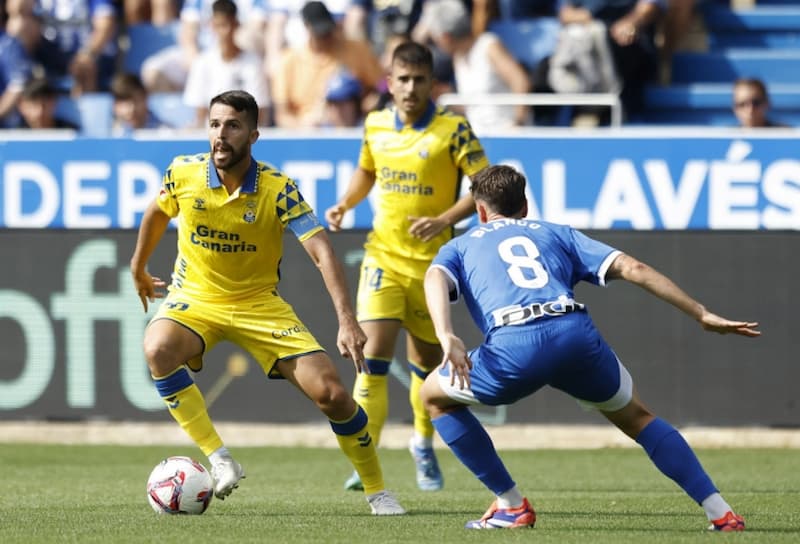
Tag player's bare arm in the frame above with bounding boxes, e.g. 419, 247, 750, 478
607, 253, 761, 337
424, 266, 472, 389
130, 199, 171, 312
409, 192, 477, 242
324, 167, 376, 231
301, 229, 368, 370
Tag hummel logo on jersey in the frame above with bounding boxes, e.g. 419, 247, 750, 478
193, 198, 206, 210
357, 432, 372, 448
357, 387, 369, 398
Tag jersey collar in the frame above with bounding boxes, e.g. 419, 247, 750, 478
208, 156, 259, 193
394, 100, 436, 131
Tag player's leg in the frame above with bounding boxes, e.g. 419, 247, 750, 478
556, 318, 744, 532
144, 316, 243, 499
406, 333, 444, 490
419, 353, 536, 529
602, 393, 744, 531
276, 352, 406, 515
347, 259, 405, 490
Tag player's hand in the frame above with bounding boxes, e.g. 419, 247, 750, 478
337, 316, 368, 372
408, 215, 448, 242
132, 270, 166, 312
441, 334, 471, 390
698, 311, 761, 337
324, 204, 347, 232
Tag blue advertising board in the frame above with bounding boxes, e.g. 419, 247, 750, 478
0, 130, 798, 229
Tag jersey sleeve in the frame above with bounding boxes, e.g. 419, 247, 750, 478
569, 228, 620, 286
156, 161, 180, 218
431, 241, 464, 302
451, 119, 489, 177
357, 124, 375, 172
276, 178, 323, 241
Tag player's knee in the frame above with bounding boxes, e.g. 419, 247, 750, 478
418, 376, 442, 415
143, 337, 182, 377
313, 380, 351, 414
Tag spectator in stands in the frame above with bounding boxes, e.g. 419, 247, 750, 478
183, 0, 271, 127
124, 0, 179, 26
322, 69, 363, 127
732, 78, 788, 129
343, 0, 424, 56
471, 0, 558, 36
271, 1, 382, 128
555, 0, 665, 119
424, 0, 532, 132
17, 77, 79, 129
6, 0, 119, 96
263, 0, 350, 79
110, 72, 167, 135
140, 0, 267, 93
0, 28, 33, 128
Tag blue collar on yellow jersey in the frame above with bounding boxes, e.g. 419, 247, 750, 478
208, 156, 259, 193
394, 100, 436, 131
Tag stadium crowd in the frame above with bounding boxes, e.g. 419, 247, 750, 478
1, 0, 731, 133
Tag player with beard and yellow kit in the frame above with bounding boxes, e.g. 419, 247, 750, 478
325, 41, 489, 492
131, 90, 405, 516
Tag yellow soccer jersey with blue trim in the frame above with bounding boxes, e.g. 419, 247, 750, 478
359, 102, 489, 278
157, 153, 323, 302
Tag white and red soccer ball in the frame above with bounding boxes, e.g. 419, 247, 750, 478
146, 456, 213, 515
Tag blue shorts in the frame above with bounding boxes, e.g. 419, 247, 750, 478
437, 311, 632, 411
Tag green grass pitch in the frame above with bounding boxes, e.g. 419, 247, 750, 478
1, 444, 798, 543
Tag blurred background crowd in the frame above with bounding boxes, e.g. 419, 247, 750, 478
0, 0, 795, 134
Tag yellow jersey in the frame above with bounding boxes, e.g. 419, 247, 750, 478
358, 101, 489, 278
157, 152, 323, 302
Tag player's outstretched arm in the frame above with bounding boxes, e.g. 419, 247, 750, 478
424, 266, 472, 389
130, 199, 171, 312
301, 229, 368, 371
324, 167, 376, 231
607, 253, 761, 337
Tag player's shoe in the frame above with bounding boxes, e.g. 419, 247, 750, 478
709, 511, 745, 532
465, 497, 536, 529
210, 456, 245, 499
344, 469, 364, 491
408, 439, 443, 491
367, 490, 407, 515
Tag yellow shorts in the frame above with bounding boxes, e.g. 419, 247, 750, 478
151, 290, 324, 377
356, 252, 437, 344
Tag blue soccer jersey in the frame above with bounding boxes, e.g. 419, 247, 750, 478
431, 218, 621, 337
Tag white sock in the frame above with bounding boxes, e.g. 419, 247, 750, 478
496, 486, 524, 509
208, 446, 231, 465
701, 492, 732, 521
412, 434, 433, 449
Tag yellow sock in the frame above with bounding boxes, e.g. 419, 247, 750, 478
409, 362, 435, 441
153, 367, 223, 456
353, 358, 390, 445
330, 405, 385, 495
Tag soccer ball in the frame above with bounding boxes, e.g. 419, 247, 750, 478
146, 456, 214, 515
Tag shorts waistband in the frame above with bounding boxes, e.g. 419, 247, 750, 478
491, 296, 585, 328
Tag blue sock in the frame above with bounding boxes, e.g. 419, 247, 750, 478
432, 408, 515, 495
636, 417, 717, 504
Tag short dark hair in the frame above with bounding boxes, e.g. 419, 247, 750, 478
111, 72, 147, 100
733, 78, 769, 101
22, 77, 58, 100
210, 90, 259, 128
212, 0, 237, 18
470, 165, 527, 217
391, 41, 433, 72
